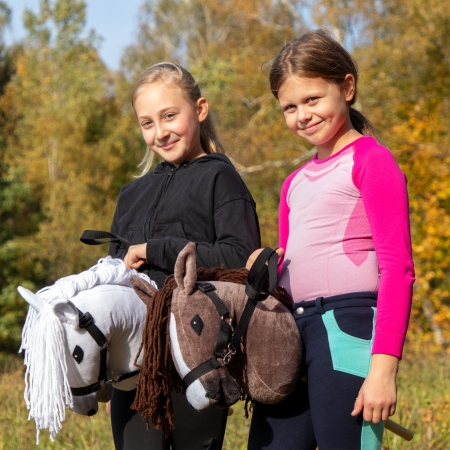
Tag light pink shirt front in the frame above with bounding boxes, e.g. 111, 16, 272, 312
278, 136, 415, 358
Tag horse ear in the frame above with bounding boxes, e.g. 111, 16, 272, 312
131, 276, 158, 306
174, 242, 197, 294
17, 286, 47, 312
52, 300, 79, 329
17, 286, 79, 328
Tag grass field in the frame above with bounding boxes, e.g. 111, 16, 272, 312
1, 346, 448, 449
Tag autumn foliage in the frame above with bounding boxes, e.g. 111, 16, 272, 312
0, 0, 449, 352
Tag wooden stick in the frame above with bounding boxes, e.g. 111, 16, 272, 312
300, 375, 413, 441
385, 418, 414, 441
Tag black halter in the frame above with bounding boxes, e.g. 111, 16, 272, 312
70, 309, 140, 396
182, 248, 278, 387
75, 229, 140, 396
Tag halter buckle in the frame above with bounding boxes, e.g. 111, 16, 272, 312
197, 282, 216, 293
222, 344, 236, 365
79, 312, 94, 329
106, 375, 121, 385
221, 313, 232, 327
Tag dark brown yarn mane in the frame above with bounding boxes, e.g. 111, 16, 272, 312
131, 266, 292, 433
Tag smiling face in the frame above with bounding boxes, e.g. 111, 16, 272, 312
134, 81, 209, 167
278, 75, 360, 159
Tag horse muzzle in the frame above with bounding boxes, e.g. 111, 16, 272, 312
70, 383, 113, 416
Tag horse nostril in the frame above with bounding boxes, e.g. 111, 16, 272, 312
87, 409, 97, 417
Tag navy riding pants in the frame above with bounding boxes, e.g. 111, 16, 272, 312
248, 292, 384, 450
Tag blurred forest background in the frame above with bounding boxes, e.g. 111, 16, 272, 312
0, 0, 449, 364
0, 0, 449, 448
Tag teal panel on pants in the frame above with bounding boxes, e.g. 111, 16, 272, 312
361, 420, 384, 450
322, 307, 383, 450
321, 308, 376, 378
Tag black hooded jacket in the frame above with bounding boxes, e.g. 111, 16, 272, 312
109, 153, 261, 288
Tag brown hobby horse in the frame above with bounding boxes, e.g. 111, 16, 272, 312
130, 242, 302, 432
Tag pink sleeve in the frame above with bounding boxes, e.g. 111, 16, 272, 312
278, 168, 303, 275
353, 143, 415, 358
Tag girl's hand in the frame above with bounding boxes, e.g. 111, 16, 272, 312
351, 354, 399, 423
245, 247, 284, 270
124, 243, 148, 270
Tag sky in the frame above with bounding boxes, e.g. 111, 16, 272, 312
4, 0, 144, 70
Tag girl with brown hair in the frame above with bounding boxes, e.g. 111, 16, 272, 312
247, 30, 414, 450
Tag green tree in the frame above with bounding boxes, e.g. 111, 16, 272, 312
0, 0, 133, 351
0, 0, 35, 351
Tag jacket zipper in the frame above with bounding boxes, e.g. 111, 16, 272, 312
144, 166, 177, 240
162, 167, 175, 192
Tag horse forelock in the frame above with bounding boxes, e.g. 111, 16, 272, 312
21, 302, 72, 444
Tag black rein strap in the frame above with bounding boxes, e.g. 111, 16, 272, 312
80, 230, 131, 250
230, 248, 278, 353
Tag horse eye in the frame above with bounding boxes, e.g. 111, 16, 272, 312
72, 345, 84, 364
190, 314, 203, 336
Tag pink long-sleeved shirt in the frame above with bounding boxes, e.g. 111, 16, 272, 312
278, 136, 415, 358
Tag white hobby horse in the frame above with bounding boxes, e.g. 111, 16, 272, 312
18, 257, 156, 444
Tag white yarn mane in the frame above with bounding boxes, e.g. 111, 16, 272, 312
19, 257, 150, 444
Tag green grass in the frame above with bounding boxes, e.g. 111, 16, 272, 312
223, 402, 251, 450
1, 346, 448, 449
381, 346, 450, 450
0, 356, 113, 449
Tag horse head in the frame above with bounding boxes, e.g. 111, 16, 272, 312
131, 243, 301, 432
19, 286, 114, 418
168, 243, 301, 409
18, 257, 152, 443
171, 243, 242, 410
131, 242, 241, 412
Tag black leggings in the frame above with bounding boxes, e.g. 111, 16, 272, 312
111, 388, 228, 450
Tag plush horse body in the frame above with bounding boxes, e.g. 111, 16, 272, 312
131, 243, 302, 431
18, 257, 155, 443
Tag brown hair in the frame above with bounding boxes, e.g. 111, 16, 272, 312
269, 29, 376, 137
131, 266, 292, 432
132, 62, 224, 176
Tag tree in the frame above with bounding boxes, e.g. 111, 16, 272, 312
121, 0, 450, 346
351, 0, 450, 346
0, 0, 131, 351
121, 0, 314, 246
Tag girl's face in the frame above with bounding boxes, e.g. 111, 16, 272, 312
278, 75, 358, 158
134, 82, 208, 167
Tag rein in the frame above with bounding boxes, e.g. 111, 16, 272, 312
182, 248, 278, 387
70, 308, 140, 396
79, 230, 130, 249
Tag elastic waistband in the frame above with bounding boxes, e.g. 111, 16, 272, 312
290, 291, 377, 318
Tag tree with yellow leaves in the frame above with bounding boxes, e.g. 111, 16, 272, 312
352, 0, 450, 346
